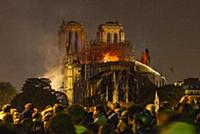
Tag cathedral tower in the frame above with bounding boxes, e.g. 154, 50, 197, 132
59, 20, 86, 104
96, 21, 125, 44
59, 20, 86, 63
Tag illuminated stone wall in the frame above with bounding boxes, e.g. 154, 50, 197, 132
97, 21, 125, 44
59, 21, 87, 64
59, 21, 84, 104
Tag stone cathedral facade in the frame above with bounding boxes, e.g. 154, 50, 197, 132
58, 20, 166, 104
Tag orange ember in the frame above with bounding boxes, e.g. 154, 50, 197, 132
103, 52, 119, 62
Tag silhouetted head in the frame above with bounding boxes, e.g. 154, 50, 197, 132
2, 104, 11, 113
24, 103, 34, 111
94, 104, 106, 116
67, 104, 86, 124
49, 113, 75, 134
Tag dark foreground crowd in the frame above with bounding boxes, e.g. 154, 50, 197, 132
0, 100, 200, 134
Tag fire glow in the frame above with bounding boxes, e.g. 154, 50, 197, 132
103, 52, 119, 62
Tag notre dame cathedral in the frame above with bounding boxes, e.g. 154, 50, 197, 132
58, 20, 166, 105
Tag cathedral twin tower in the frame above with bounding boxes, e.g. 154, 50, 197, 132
59, 21, 126, 63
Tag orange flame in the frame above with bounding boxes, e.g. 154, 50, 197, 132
103, 52, 119, 62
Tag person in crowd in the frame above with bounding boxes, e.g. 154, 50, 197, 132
116, 111, 133, 134
48, 113, 75, 134
41, 105, 54, 131
158, 112, 197, 134
0, 104, 11, 121
67, 104, 89, 134
32, 111, 46, 134
0, 97, 199, 134
20, 103, 34, 122
157, 102, 197, 134
98, 122, 116, 134
82, 106, 94, 132
53, 103, 65, 115
10, 109, 20, 125
90, 104, 107, 134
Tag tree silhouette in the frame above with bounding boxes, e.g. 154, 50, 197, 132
11, 78, 58, 111
0, 82, 17, 108
157, 84, 185, 106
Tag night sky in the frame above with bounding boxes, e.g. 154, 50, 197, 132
0, 0, 200, 90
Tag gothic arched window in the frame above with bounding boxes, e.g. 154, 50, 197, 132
68, 31, 72, 46
114, 33, 118, 44
75, 32, 78, 52
119, 31, 122, 43
107, 33, 111, 44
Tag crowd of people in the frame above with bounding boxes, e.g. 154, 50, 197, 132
0, 100, 200, 134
